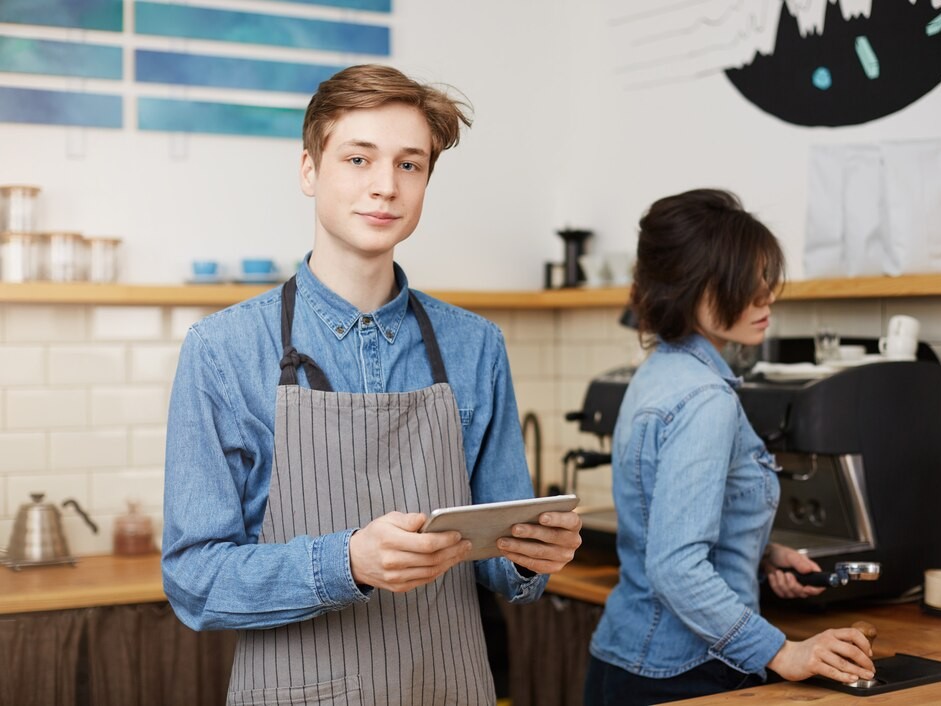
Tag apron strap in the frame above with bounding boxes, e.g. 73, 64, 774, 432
279, 275, 449, 388
408, 291, 449, 386
279, 276, 333, 390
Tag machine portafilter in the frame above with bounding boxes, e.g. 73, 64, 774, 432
790, 561, 882, 588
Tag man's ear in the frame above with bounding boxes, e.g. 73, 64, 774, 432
300, 150, 317, 197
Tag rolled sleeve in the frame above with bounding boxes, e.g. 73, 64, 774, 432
312, 529, 372, 606
709, 608, 786, 674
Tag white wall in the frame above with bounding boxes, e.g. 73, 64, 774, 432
2, 0, 940, 288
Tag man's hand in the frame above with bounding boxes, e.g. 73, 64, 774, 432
495, 510, 582, 574
348, 511, 471, 592
762, 543, 826, 599
768, 629, 875, 683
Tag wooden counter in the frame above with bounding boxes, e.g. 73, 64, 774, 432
0, 553, 164, 614
547, 563, 941, 705
5, 273, 941, 308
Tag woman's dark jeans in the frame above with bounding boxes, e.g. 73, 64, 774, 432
583, 655, 766, 706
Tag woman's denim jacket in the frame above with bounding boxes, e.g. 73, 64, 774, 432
590, 334, 786, 678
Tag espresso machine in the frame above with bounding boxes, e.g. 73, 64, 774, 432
740, 337, 941, 605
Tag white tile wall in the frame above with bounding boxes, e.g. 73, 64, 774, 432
0, 432, 46, 473
90, 386, 168, 426
5, 305, 87, 342
48, 345, 126, 385
49, 429, 128, 470
0, 346, 45, 385
91, 306, 164, 341
130, 344, 182, 383
6, 389, 88, 429
2, 296, 940, 556
131, 427, 167, 467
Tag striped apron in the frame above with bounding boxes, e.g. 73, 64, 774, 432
226, 276, 494, 706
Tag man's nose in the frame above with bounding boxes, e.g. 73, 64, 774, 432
370, 164, 397, 198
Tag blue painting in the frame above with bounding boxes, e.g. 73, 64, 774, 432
0, 0, 122, 32
0, 37, 122, 79
0, 0, 392, 137
0, 86, 122, 128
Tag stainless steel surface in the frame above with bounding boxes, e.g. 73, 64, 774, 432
846, 677, 882, 689
770, 453, 877, 559
4, 493, 97, 570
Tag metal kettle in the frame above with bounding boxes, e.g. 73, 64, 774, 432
2, 493, 98, 570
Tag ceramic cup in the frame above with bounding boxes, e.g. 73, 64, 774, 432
192, 260, 218, 277
241, 258, 276, 275
925, 569, 941, 609
879, 314, 920, 360
838, 345, 866, 361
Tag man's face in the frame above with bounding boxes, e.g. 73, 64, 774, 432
301, 103, 432, 260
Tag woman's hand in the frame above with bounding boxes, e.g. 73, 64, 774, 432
768, 629, 876, 683
762, 543, 826, 599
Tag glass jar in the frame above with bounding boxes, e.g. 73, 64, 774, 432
87, 236, 121, 283
0, 185, 40, 232
113, 500, 155, 556
48, 231, 87, 281
1, 231, 37, 282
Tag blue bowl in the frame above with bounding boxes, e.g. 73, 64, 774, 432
242, 258, 275, 275
192, 260, 218, 276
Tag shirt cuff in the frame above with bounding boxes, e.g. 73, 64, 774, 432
708, 607, 786, 675
504, 559, 549, 602
311, 529, 372, 607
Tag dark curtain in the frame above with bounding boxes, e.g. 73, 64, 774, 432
500, 595, 603, 706
0, 602, 236, 706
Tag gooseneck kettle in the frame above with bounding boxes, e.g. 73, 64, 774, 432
2, 493, 99, 570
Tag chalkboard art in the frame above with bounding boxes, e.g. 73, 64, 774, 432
725, 0, 941, 127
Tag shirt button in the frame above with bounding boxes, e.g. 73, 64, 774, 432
386, 330, 394, 340
335, 325, 344, 334
362, 316, 372, 326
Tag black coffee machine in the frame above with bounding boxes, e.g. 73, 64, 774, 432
741, 337, 941, 605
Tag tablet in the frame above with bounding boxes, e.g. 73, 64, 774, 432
420, 494, 580, 561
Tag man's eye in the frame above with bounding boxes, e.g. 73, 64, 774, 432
400, 162, 415, 171
350, 157, 365, 166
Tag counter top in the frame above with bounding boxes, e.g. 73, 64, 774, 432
547, 562, 941, 705
0, 553, 164, 614
4, 273, 941, 308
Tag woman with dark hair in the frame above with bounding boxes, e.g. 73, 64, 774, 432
584, 189, 876, 705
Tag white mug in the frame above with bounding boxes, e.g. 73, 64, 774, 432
878, 314, 920, 360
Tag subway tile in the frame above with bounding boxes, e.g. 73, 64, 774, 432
48, 344, 126, 385
4, 304, 87, 342
50, 429, 128, 470
559, 344, 595, 379
91, 306, 164, 341
62, 513, 113, 556
513, 311, 557, 343
6, 389, 88, 429
169, 306, 214, 340
90, 468, 164, 513
0, 477, 6, 520
91, 386, 168, 426
813, 301, 882, 337
130, 343, 181, 383
506, 341, 556, 379
769, 302, 817, 337
0, 432, 47, 473
513, 379, 557, 415
559, 309, 614, 343
6, 472, 89, 516
0, 346, 46, 385
131, 427, 166, 467
590, 343, 633, 373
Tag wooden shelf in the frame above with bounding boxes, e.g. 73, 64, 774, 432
3, 274, 941, 309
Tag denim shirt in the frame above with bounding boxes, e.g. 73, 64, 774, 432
590, 334, 785, 678
162, 256, 545, 631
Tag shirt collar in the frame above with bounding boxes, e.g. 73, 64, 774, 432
658, 333, 743, 388
295, 252, 410, 344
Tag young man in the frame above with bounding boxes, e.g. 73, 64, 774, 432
162, 64, 582, 705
